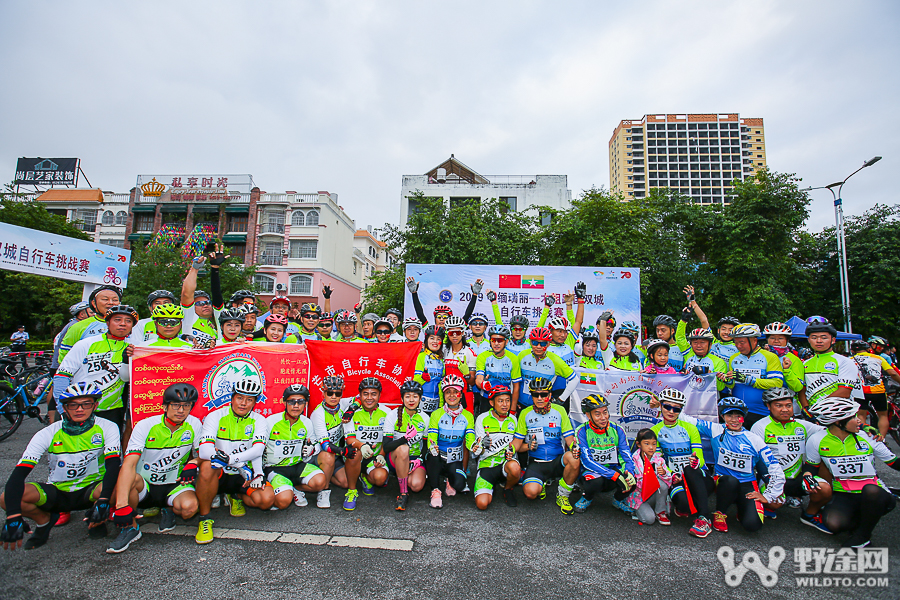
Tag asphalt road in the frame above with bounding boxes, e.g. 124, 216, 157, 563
0, 417, 898, 600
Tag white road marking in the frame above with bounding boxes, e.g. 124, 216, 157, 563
145, 526, 413, 551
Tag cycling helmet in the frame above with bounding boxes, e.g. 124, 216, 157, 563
529, 377, 553, 393
653, 315, 677, 329
400, 379, 423, 397
194, 290, 211, 301
718, 396, 748, 416
229, 289, 256, 305
598, 314, 616, 330
318, 314, 334, 325
362, 312, 379, 323
152, 304, 185, 320
797, 347, 813, 360
282, 384, 310, 401
335, 310, 357, 324
804, 317, 837, 337
242, 304, 259, 316
613, 330, 636, 343
440, 374, 466, 391
581, 394, 609, 413
359, 377, 382, 392
322, 376, 345, 392
299, 302, 321, 315
580, 326, 600, 343
403, 317, 423, 331
731, 323, 761, 338
509, 314, 530, 329
269, 295, 291, 308
619, 321, 640, 335
762, 387, 793, 405
233, 378, 263, 398
445, 316, 466, 330
104, 304, 139, 324
868, 335, 888, 347
264, 313, 289, 328
488, 384, 512, 399
60, 381, 102, 403
385, 308, 403, 320
487, 324, 510, 339
687, 327, 715, 341
548, 317, 569, 331
424, 325, 445, 342
717, 316, 740, 328
469, 313, 489, 326
528, 327, 552, 342
433, 305, 453, 317
163, 383, 198, 406
146, 290, 176, 308
645, 338, 670, 355
218, 307, 246, 325
658, 388, 687, 405
763, 322, 792, 337
374, 317, 394, 332
810, 397, 860, 425
88, 284, 122, 311
850, 340, 869, 353
69, 301, 91, 317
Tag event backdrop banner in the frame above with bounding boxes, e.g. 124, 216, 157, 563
0, 222, 131, 286
306, 340, 420, 411
571, 369, 719, 442
404, 264, 641, 335
130, 343, 309, 424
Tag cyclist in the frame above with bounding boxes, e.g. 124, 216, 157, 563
49, 301, 94, 424
680, 328, 729, 392
257, 313, 298, 344
107, 383, 202, 553
504, 314, 532, 356
851, 338, 900, 437
316, 312, 335, 341
55, 304, 138, 429
475, 325, 521, 416
217, 307, 248, 344
517, 327, 577, 413
180, 255, 219, 347
241, 305, 259, 338
643, 339, 678, 374
726, 323, 785, 428
385, 308, 406, 342
444, 316, 477, 410
711, 316, 741, 362
467, 313, 491, 355
764, 322, 805, 414
470, 385, 521, 510
0, 382, 120, 550
649, 389, 714, 538
868, 336, 892, 365
749, 387, 831, 529
798, 317, 860, 417
414, 325, 447, 414
406, 276, 483, 328
341, 378, 390, 510
194, 378, 274, 544
573, 394, 637, 515
360, 312, 379, 342
426, 376, 474, 509
616, 321, 645, 363
58, 284, 122, 364
265, 385, 327, 510
263, 296, 303, 340
402, 317, 423, 344
544, 316, 579, 404
383, 378, 429, 511
605, 330, 644, 372
334, 310, 364, 342
139, 304, 194, 348
373, 317, 395, 344
310, 376, 357, 508
807, 397, 900, 548
134, 290, 177, 343
515, 378, 580, 515
228, 289, 256, 309
652, 315, 684, 370
576, 326, 605, 374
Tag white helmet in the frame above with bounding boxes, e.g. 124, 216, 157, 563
402, 317, 422, 331
658, 388, 686, 406
233, 378, 263, 399
445, 316, 466, 330
548, 317, 569, 331
810, 397, 860, 425
763, 322, 792, 337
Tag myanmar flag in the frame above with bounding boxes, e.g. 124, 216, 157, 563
522, 275, 544, 289
499, 274, 521, 289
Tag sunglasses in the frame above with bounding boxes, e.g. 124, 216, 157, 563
376, 329, 392, 335
512, 327, 525, 332
447, 330, 463, 335
532, 392, 551, 398
166, 402, 193, 410
318, 321, 333, 326
64, 401, 96, 410
661, 403, 683, 413
490, 337, 506, 343
302, 313, 320, 319
285, 398, 308, 405
156, 319, 181, 327
531, 341, 549, 347
195, 300, 211, 307
324, 390, 342, 397
806, 316, 830, 325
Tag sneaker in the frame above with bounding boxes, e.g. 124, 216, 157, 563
574, 497, 592, 513
763, 508, 777, 520
230, 496, 246, 517
557, 495, 574, 515
800, 511, 833, 534
689, 516, 712, 538
142, 506, 160, 518
445, 480, 457, 497
673, 507, 691, 518
88, 523, 108, 539
503, 488, 517, 507
195, 519, 214, 544
293, 489, 308, 507
784, 496, 803, 509
395, 493, 409, 511
657, 512, 671, 525
358, 476, 374, 496
712, 511, 728, 533
106, 526, 142, 554
343, 489, 359, 511
430, 489, 443, 509
54, 512, 70, 527
612, 499, 634, 516
158, 508, 176, 532
210, 495, 222, 509
842, 536, 870, 549
317, 490, 331, 509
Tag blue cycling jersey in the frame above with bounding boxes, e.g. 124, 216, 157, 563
514, 404, 574, 461
476, 350, 522, 388
507, 339, 530, 356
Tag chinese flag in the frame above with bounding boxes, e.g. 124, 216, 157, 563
499, 274, 521, 288
641, 456, 660, 502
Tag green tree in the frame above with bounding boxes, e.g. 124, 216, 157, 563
361, 265, 405, 315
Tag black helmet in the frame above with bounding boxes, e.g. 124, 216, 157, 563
850, 340, 868, 353
146, 290, 176, 308
424, 325, 445, 341
229, 289, 256, 305
88, 284, 122, 313
282, 384, 310, 401
218, 307, 246, 325
717, 316, 740, 328
581, 394, 609, 414
509, 314, 529, 329
399, 379, 423, 397
322, 376, 345, 392
163, 383, 198, 406
529, 377, 553, 392
613, 330, 636, 343
359, 377, 382, 392
653, 315, 677, 329
386, 308, 403, 319
805, 316, 837, 337
194, 290, 211, 301
104, 304, 139, 325
718, 396, 748, 416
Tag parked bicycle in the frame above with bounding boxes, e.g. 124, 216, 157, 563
0, 368, 54, 442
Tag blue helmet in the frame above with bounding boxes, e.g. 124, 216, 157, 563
718, 396, 748, 416
60, 381, 102, 403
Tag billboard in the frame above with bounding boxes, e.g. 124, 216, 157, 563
15, 157, 79, 186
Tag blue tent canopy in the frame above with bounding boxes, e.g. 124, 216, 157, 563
783, 316, 863, 341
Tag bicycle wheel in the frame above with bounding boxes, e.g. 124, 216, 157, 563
0, 384, 24, 442
889, 414, 900, 448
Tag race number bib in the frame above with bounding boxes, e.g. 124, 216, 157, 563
667, 453, 693, 473
49, 451, 101, 484
442, 445, 463, 463
527, 427, 545, 446
827, 455, 876, 478
717, 448, 753, 474
327, 424, 343, 444
589, 446, 618, 465
278, 439, 303, 457
770, 435, 805, 465
356, 426, 383, 444
421, 396, 439, 414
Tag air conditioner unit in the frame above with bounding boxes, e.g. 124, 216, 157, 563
275, 283, 287, 292
281, 249, 288, 255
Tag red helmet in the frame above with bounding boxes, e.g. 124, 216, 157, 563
528, 327, 552, 342
269, 295, 291, 309
433, 305, 453, 317
264, 314, 289, 327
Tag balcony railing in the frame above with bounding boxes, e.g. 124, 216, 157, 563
260, 193, 319, 204
257, 253, 282, 266
261, 222, 284, 234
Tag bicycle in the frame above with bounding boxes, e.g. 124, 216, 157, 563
0, 369, 54, 442
885, 392, 900, 448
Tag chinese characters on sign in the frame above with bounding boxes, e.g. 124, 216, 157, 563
14, 157, 79, 186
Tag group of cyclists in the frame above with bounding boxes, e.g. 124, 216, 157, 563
1, 246, 898, 555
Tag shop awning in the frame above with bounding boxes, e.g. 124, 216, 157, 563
160, 204, 188, 213
221, 233, 247, 242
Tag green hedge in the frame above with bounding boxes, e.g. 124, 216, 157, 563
1, 342, 55, 352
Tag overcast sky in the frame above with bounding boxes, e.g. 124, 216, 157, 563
1, 1, 897, 233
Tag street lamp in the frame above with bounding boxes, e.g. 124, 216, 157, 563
808, 156, 882, 334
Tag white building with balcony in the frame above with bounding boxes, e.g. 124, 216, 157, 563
352, 227, 399, 292
400, 155, 573, 225
32, 189, 131, 247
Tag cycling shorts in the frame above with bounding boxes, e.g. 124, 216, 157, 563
138, 482, 194, 508
265, 463, 323, 494
29, 482, 97, 513
474, 460, 518, 497
523, 455, 565, 488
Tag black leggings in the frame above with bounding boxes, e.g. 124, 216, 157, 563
670, 466, 714, 519
822, 486, 896, 542
715, 475, 764, 532
582, 476, 628, 501
425, 455, 467, 492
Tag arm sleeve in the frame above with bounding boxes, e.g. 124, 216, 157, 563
754, 438, 785, 502
198, 410, 223, 460
617, 425, 637, 474
210, 267, 224, 310
675, 321, 690, 353
537, 305, 549, 327
411, 291, 428, 326
513, 412, 528, 440
427, 411, 440, 446
491, 303, 503, 326
784, 358, 805, 393
475, 352, 487, 377
510, 354, 522, 384
463, 291, 478, 323
805, 431, 824, 466
3, 465, 34, 517
464, 412, 476, 448
753, 352, 784, 389
99, 455, 121, 499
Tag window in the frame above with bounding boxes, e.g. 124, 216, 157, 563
115, 211, 127, 225
101, 211, 115, 226
291, 211, 305, 227
101, 238, 125, 248
500, 197, 517, 212
290, 274, 312, 296
305, 210, 319, 226
449, 197, 479, 209
135, 214, 154, 232
258, 242, 282, 265
290, 240, 317, 259
225, 244, 245, 259
262, 211, 284, 234
368, 246, 377, 258
253, 274, 275, 294
540, 211, 553, 226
